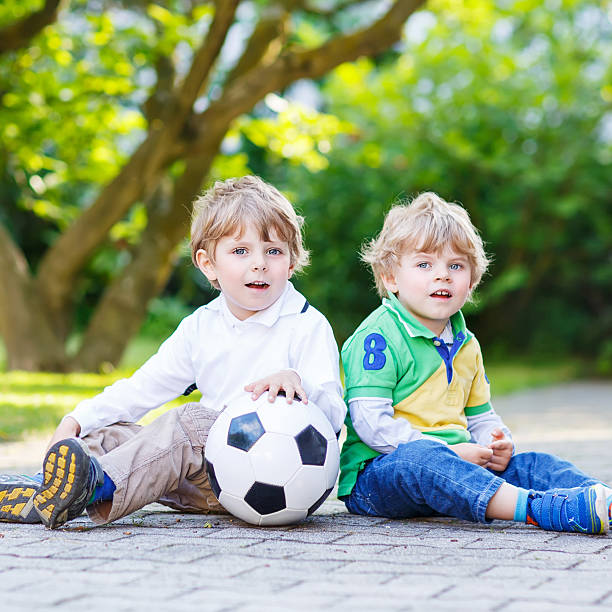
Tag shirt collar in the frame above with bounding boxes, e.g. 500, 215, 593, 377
382, 292, 467, 339
205, 281, 305, 328
440, 320, 454, 344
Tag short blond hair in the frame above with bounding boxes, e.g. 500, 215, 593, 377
190, 176, 310, 288
362, 192, 490, 297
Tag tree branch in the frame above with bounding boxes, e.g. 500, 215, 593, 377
184, 0, 425, 156
172, 0, 240, 116
0, 0, 67, 55
298, 0, 366, 17
143, 55, 176, 124
225, 3, 289, 84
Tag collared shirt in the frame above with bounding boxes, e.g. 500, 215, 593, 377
69, 282, 346, 436
348, 318, 508, 453
338, 293, 510, 497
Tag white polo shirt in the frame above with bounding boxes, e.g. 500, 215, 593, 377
69, 282, 346, 436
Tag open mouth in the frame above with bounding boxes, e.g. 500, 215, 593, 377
430, 289, 452, 299
245, 281, 269, 289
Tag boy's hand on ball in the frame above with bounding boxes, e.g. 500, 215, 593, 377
245, 370, 308, 404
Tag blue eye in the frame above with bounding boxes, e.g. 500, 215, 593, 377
450, 263, 462, 270
268, 248, 282, 255
233, 248, 247, 255
417, 262, 430, 269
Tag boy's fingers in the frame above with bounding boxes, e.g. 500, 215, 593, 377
480, 448, 494, 465
296, 384, 307, 404
283, 385, 295, 403
247, 381, 269, 400
267, 383, 281, 402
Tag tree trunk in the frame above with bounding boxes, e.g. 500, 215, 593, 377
0, 226, 67, 370
73, 136, 224, 371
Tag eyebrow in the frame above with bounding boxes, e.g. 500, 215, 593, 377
411, 251, 469, 261
228, 236, 286, 245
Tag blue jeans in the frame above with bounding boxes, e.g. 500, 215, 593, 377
343, 440, 601, 524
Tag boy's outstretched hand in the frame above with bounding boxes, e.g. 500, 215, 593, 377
486, 428, 513, 472
245, 370, 307, 404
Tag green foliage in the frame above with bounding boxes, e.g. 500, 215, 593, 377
139, 296, 193, 339
267, 0, 612, 358
239, 95, 353, 172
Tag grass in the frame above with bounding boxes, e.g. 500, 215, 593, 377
0, 334, 587, 443
0, 335, 200, 442
0, 369, 201, 442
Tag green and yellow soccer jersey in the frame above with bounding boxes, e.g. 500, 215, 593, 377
338, 293, 492, 497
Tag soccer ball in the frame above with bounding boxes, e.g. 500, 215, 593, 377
204, 393, 340, 526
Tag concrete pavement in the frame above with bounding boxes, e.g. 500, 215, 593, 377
1, 381, 612, 611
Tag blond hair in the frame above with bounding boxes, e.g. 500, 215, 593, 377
362, 192, 490, 297
190, 176, 310, 288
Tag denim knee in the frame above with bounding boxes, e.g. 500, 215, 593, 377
394, 439, 455, 463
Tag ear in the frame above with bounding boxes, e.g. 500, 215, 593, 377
287, 263, 295, 280
381, 270, 398, 295
195, 249, 217, 283
466, 279, 476, 300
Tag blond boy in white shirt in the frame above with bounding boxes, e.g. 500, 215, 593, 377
22, 176, 345, 529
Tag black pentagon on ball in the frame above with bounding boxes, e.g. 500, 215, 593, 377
205, 459, 221, 500
307, 487, 333, 516
244, 482, 286, 515
295, 425, 328, 466
227, 412, 265, 451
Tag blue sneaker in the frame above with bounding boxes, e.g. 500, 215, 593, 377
549, 485, 612, 530
604, 486, 612, 528
527, 484, 609, 535
33, 438, 104, 529
0, 474, 41, 523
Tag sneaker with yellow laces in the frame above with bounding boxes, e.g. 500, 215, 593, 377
0, 474, 42, 523
33, 438, 104, 529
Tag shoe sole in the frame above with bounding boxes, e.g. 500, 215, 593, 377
33, 439, 91, 529
592, 484, 609, 535
0, 481, 40, 523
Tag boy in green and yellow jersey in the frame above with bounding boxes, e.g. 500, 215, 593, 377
339, 192, 611, 535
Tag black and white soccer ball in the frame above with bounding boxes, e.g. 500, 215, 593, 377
204, 393, 340, 526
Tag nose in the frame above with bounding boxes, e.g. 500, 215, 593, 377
434, 264, 450, 281
251, 254, 267, 271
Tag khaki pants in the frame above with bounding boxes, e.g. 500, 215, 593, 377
80, 402, 227, 525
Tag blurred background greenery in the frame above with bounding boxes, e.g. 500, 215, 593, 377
1, 0, 611, 439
